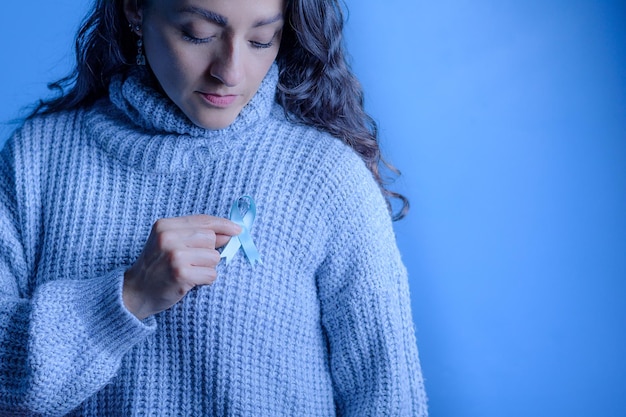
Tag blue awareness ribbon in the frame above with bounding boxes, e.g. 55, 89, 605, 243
220, 195, 262, 266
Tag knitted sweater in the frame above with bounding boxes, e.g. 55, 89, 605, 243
0, 64, 427, 416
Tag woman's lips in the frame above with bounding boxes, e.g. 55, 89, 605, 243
199, 92, 238, 108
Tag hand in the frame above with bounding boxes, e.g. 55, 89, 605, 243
122, 214, 242, 320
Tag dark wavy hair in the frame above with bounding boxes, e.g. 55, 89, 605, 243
28, 0, 409, 220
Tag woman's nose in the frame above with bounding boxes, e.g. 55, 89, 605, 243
209, 39, 244, 87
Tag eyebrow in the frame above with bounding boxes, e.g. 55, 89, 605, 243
178, 7, 283, 28
253, 13, 283, 28
179, 6, 227, 26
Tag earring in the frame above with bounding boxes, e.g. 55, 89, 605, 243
136, 38, 146, 66
128, 22, 146, 66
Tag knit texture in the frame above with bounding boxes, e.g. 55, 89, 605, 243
0, 64, 428, 416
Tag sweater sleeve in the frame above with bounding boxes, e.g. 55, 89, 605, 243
0, 133, 156, 416
316, 148, 428, 416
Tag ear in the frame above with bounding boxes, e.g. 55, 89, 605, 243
123, 0, 145, 34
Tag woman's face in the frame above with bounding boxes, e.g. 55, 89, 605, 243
126, 0, 284, 130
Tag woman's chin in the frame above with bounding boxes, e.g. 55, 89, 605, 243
188, 111, 241, 131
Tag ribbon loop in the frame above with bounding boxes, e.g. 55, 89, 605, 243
220, 196, 262, 266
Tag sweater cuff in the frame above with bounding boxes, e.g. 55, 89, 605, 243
76, 267, 156, 358
32, 267, 156, 365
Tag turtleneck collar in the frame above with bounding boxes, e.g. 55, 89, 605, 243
108, 63, 279, 139
86, 63, 279, 173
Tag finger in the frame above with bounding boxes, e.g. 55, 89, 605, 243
149, 220, 198, 252
150, 216, 242, 252
151, 217, 194, 233
152, 215, 237, 234
153, 228, 198, 252
187, 266, 219, 286
183, 230, 217, 249
171, 248, 220, 268
215, 233, 237, 249
188, 214, 242, 236
182, 231, 241, 250
189, 249, 221, 268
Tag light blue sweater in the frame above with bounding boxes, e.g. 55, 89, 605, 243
0, 64, 428, 416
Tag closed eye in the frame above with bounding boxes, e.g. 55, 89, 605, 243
250, 40, 274, 49
182, 31, 214, 44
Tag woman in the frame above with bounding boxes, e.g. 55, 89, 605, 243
0, 0, 427, 415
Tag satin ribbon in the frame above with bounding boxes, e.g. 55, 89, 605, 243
220, 195, 262, 266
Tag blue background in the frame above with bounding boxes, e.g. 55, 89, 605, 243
1, 1, 625, 416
